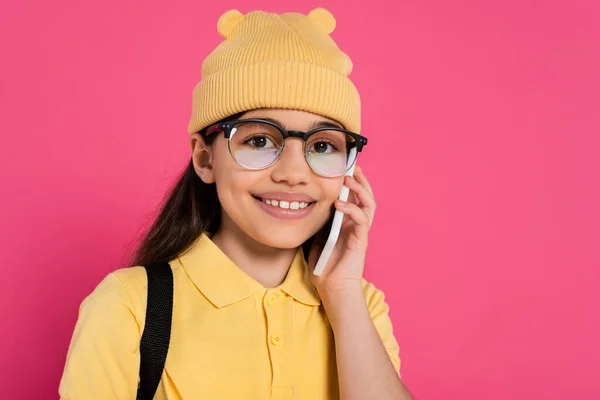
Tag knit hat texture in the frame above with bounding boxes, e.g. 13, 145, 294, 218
187, 8, 361, 134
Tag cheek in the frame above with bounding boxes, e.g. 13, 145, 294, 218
318, 177, 345, 203
210, 138, 233, 170
211, 140, 242, 188
212, 150, 267, 209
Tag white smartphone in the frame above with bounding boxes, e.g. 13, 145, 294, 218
312, 150, 358, 276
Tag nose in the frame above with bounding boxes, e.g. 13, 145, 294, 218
270, 138, 311, 186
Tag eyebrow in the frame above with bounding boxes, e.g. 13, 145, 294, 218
310, 120, 344, 130
254, 117, 344, 130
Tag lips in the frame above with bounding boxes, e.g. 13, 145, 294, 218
254, 196, 313, 210
251, 192, 316, 220
252, 191, 316, 203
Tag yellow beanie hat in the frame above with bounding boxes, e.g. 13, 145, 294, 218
187, 8, 361, 134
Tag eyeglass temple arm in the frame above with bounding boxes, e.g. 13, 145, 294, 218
204, 123, 223, 136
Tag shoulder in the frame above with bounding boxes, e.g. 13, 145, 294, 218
86, 267, 148, 303
103, 266, 148, 299
59, 268, 153, 398
78, 267, 149, 327
360, 278, 391, 314
83, 261, 182, 324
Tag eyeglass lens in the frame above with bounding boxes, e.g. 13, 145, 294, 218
228, 121, 357, 177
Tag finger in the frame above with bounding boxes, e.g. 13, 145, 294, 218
334, 200, 370, 242
344, 175, 376, 227
346, 190, 358, 206
354, 165, 375, 198
345, 175, 375, 208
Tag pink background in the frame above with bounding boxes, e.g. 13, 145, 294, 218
1, 0, 599, 398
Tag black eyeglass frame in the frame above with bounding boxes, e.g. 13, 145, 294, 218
202, 118, 368, 177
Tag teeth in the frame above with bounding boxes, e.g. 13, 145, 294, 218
261, 198, 311, 210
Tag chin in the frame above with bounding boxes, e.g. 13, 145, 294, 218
249, 223, 317, 250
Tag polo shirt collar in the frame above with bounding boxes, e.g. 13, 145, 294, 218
176, 233, 320, 308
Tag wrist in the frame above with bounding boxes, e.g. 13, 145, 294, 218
318, 280, 363, 304
319, 283, 368, 327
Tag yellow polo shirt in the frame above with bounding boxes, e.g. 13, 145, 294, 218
59, 233, 401, 399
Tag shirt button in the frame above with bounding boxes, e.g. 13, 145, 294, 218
266, 294, 279, 305
270, 335, 283, 347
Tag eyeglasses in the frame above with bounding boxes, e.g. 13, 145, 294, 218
203, 118, 368, 177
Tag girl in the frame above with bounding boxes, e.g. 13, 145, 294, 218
59, 8, 413, 400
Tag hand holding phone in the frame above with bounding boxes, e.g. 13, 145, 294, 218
312, 153, 357, 276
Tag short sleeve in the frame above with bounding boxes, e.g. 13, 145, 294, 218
59, 272, 143, 400
362, 280, 402, 376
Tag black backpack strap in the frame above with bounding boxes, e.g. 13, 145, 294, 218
136, 261, 174, 400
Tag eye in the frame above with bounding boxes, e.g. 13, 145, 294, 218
306, 129, 347, 155
309, 140, 337, 154
244, 135, 277, 149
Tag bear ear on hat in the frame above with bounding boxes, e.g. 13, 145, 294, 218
307, 8, 336, 34
217, 10, 244, 37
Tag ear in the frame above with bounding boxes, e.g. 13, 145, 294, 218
190, 133, 216, 184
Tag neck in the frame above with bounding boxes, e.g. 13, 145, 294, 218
210, 220, 297, 288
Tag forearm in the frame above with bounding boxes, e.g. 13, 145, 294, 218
322, 286, 413, 400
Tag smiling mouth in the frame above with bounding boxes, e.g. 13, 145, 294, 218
252, 195, 315, 210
